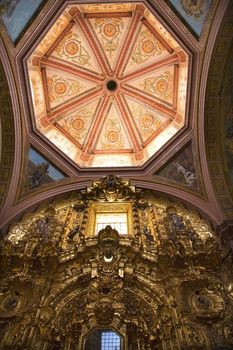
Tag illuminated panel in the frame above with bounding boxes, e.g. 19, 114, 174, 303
101, 330, 121, 350
95, 213, 128, 235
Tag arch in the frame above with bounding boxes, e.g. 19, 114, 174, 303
0, 37, 19, 212
204, 1, 233, 219
0, 177, 224, 231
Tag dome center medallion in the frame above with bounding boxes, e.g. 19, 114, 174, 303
106, 80, 117, 91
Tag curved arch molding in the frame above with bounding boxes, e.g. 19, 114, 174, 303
0, 177, 224, 230
205, 2, 233, 219
0, 39, 15, 210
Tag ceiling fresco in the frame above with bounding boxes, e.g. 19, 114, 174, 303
26, 2, 189, 168
155, 142, 202, 193
0, 0, 44, 42
20, 147, 65, 195
167, 0, 212, 37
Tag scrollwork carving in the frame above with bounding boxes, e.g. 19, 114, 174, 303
0, 177, 231, 349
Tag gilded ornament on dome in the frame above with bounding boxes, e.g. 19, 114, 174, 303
103, 23, 117, 37
58, 101, 97, 143
128, 102, 163, 141
94, 18, 124, 57
141, 39, 155, 54
156, 78, 169, 94
65, 41, 79, 55
106, 130, 119, 143
54, 81, 67, 95
140, 114, 154, 128
142, 71, 173, 100
130, 28, 164, 66
72, 117, 85, 131
47, 75, 81, 103
37, 15, 70, 54
85, 3, 131, 12
102, 118, 124, 149
54, 32, 91, 66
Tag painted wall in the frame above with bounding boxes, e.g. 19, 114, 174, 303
22, 147, 65, 193
1, 0, 44, 42
156, 142, 200, 192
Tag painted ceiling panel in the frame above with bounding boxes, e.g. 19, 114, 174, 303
78, 3, 134, 13
27, 64, 46, 118
95, 101, 132, 151
124, 96, 170, 144
124, 65, 175, 107
145, 11, 179, 50
35, 12, 71, 56
56, 98, 102, 147
88, 17, 131, 71
45, 66, 101, 110
51, 23, 104, 76
21, 146, 65, 195
45, 128, 78, 161
122, 24, 170, 76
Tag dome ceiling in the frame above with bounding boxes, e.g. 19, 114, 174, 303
26, 2, 189, 168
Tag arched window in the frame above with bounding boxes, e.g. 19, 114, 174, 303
95, 212, 128, 235
87, 202, 133, 236
84, 329, 122, 350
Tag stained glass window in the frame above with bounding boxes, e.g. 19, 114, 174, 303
95, 213, 128, 235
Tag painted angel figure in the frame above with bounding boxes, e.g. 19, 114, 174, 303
29, 162, 49, 188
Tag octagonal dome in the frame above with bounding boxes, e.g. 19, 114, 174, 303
27, 2, 189, 168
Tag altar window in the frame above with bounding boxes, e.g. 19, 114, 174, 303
95, 212, 128, 235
